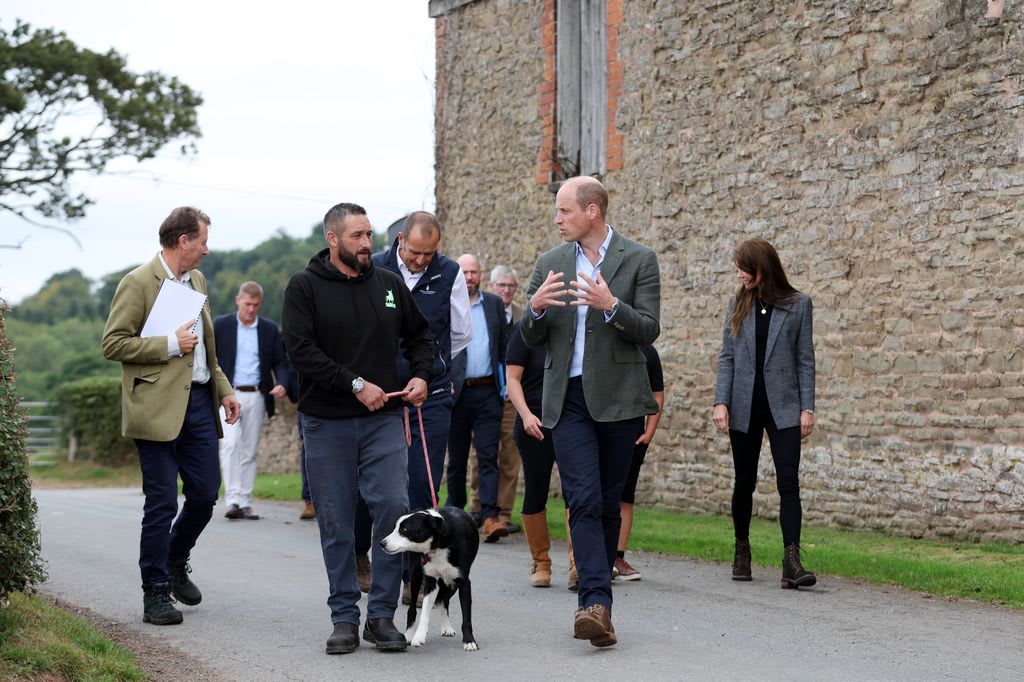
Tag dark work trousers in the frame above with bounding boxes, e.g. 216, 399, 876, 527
550, 377, 642, 611
512, 417, 558, 515
729, 387, 803, 547
135, 383, 220, 589
353, 391, 454, 557
445, 384, 503, 518
298, 412, 311, 502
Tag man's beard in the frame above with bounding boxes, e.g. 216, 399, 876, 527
466, 283, 478, 297
339, 246, 371, 273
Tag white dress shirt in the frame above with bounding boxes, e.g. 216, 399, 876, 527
158, 252, 210, 384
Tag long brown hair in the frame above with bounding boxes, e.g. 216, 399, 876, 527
729, 238, 799, 337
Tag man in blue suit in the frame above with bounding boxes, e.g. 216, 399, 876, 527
447, 253, 508, 542
213, 281, 291, 520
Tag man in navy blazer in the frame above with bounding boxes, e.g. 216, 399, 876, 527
213, 281, 291, 520
446, 253, 508, 542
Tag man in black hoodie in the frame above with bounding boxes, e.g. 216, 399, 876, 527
283, 202, 433, 655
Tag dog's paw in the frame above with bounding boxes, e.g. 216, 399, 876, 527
463, 641, 479, 652
410, 634, 427, 647
404, 628, 415, 644
441, 625, 456, 637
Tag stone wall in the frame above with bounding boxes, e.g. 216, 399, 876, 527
256, 399, 302, 475
432, 0, 1024, 541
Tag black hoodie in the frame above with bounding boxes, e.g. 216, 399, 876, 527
282, 248, 434, 419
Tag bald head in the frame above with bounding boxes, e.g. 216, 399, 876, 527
457, 253, 482, 298
562, 176, 608, 219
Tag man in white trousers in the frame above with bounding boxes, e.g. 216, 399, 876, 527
212, 281, 291, 520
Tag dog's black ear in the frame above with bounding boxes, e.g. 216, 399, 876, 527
430, 514, 447, 536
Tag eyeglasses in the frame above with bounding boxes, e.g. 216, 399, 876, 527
492, 283, 517, 289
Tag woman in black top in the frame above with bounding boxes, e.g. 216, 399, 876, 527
713, 238, 817, 589
506, 323, 561, 588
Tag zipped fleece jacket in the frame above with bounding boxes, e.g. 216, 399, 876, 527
282, 248, 434, 419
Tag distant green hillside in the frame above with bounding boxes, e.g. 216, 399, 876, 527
6, 225, 388, 401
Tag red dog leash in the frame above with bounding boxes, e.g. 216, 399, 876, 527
385, 391, 438, 509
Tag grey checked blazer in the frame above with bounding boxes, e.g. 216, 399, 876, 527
714, 293, 815, 433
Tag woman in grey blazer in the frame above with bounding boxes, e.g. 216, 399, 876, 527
712, 238, 817, 589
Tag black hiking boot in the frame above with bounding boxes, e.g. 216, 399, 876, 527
781, 544, 817, 589
143, 581, 183, 625
168, 558, 202, 605
732, 538, 752, 581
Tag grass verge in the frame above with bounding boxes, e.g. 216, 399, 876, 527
30, 460, 141, 488
0, 592, 146, 681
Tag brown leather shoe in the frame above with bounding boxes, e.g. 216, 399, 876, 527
573, 604, 617, 647
481, 516, 509, 543
299, 501, 315, 520
239, 506, 260, 520
224, 504, 241, 520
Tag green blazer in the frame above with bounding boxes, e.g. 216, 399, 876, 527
101, 255, 233, 441
522, 229, 661, 427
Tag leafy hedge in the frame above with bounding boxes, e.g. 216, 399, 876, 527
0, 300, 46, 601
55, 377, 135, 465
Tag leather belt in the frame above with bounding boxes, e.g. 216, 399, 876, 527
464, 376, 494, 387
235, 385, 258, 392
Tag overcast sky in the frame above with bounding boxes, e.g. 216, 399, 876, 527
0, 1, 436, 304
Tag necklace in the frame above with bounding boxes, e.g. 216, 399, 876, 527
757, 298, 767, 315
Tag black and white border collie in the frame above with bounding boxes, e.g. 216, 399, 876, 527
380, 507, 480, 651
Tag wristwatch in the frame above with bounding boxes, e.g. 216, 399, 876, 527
351, 377, 365, 394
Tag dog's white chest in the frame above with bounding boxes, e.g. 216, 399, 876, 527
424, 549, 462, 585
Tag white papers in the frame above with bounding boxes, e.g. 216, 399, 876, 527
140, 279, 207, 337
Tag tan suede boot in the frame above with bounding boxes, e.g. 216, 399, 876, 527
521, 512, 552, 587
566, 508, 578, 592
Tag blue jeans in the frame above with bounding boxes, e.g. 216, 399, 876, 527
445, 384, 502, 518
135, 384, 220, 589
302, 411, 408, 625
550, 378, 642, 610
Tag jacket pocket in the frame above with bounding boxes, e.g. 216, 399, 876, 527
613, 345, 645, 364
131, 367, 161, 392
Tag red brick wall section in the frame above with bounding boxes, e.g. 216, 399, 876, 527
606, 0, 624, 172
537, 0, 558, 184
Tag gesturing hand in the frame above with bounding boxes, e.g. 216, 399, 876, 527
529, 270, 569, 313
570, 271, 616, 312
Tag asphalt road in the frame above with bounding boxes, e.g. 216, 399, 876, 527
35, 488, 1023, 681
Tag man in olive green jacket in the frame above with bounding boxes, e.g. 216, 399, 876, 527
102, 206, 239, 626
522, 176, 660, 648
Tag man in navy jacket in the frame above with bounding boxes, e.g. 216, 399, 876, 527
213, 281, 291, 520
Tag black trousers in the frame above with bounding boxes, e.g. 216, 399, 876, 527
728, 388, 803, 547
512, 417, 558, 515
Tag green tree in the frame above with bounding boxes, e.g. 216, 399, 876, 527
9, 270, 98, 324
0, 299, 46, 601
0, 20, 202, 238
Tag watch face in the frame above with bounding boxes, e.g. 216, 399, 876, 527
352, 377, 364, 393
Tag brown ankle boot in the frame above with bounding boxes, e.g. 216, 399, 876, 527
781, 544, 817, 589
732, 538, 752, 581
521, 512, 552, 587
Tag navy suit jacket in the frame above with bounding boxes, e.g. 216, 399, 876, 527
455, 291, 506, 404
213, 314, 290, 417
